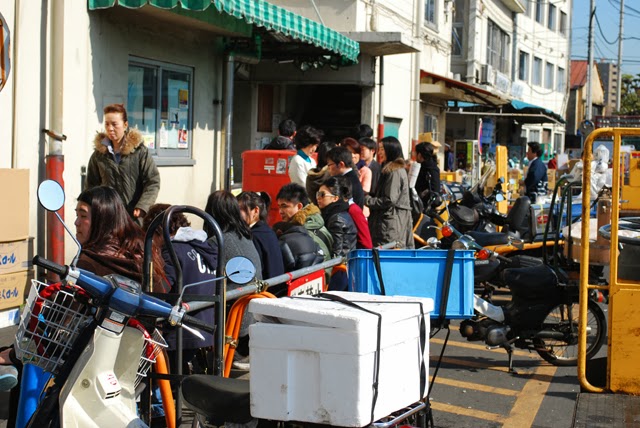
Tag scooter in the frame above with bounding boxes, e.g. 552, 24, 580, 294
15, 180, 256, 428
423, 218, 606, 372
461, 262, 607, 371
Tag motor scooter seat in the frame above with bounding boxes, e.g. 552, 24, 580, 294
467, 230, 510, 247
502, 264, 558, 299
182, 375, 252, 423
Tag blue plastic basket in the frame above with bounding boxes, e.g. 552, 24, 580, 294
347, 249, 475, 319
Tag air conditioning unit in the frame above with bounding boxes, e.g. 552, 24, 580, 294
480, 63, 494, 85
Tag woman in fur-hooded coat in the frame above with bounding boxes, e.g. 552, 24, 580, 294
365, 137, 414, 249
86, 104, 160, 220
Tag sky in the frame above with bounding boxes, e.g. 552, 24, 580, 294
571, 0, 640, 77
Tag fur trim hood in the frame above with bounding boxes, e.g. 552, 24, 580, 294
93, 128, 144, 156
381, 158, 407, 174
290, 203, 322, 226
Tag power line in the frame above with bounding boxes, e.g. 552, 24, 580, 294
594, 14, 619, 45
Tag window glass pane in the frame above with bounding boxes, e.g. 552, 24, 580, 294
559, 12, 567, 35
160, 70, 191, 151
452, 26, 463, 55
128, 58, 193, 159
518, 51, 529, 81
548, 5, 556, 30
536, 0, 544, 24
452, 0, 464, 56
533, 57, 542, 86
487, 20, 510, 74
424, 0, 436, 25
128, 64, 158, 151
557, 67, 565, 92
545, 62, 554, 90
529, 129, 540, 143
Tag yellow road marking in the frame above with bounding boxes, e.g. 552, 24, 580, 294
502, 365, 558, 427
430, 376, 519, 396
430, 401, 505, 423
430, 337, 538, 359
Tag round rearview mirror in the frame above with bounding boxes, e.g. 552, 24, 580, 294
495, 193, 505, 202
225, 256, 256, 284
509, 178, 516, 185
37, 180, 65, 212
498, 177, 505, 184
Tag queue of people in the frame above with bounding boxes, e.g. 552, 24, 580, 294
0, 111, 423, 391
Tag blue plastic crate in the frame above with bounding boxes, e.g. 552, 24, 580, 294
347, 249, 475, 319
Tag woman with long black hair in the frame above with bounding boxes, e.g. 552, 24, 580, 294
365, 137, 414, 248
75, 185, 167, 290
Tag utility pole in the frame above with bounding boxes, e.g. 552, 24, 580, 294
616, 0, 624, 112
585, 0, 596, 121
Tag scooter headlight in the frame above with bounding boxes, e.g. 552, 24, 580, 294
452, 235, 473, 250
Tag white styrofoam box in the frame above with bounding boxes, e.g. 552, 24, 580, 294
248, 291, 434, 427
0, 307, 20, 328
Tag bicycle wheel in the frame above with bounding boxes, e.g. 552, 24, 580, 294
535, 299, 606, 366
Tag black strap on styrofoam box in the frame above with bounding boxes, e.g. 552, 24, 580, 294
436, 249, 456, 328
372, 248, 386, 295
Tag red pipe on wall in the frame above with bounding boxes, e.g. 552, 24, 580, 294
46, 154, 65, 280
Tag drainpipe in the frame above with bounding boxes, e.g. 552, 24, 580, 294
412, 0, 422, 153
511, 12, 517, 82
223, 53, 235, 190
46, 0, 65, 274
377, 56, 384, 141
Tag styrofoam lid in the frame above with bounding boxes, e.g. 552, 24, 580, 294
248, 291, 434, 330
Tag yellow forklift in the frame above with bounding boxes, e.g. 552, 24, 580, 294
575, 128, 640, 425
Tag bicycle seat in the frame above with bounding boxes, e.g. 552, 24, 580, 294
182, 375, 252, 424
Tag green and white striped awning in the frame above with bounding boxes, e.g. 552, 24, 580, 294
88, 0, 360, 63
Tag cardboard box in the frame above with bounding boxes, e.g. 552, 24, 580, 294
0, 270, 32, 311
249, 292, 434, 427
0, 238, 34, 275
0, 169, 30, 242
0, 307, 20, 328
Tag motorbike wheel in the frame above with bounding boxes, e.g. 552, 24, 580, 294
535, 299, 606, 366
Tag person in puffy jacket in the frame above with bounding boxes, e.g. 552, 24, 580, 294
272, 221, 324, 287
86, 103, 160, 222
277, 183, 333, 260
264, 119, 296, 150
317, 176, 357, 258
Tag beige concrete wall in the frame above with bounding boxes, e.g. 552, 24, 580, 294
8, 2, 225, 261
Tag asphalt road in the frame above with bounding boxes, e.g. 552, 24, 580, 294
427, 302, 608, 428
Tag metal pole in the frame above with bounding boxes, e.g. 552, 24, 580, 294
223, 54, 235, 190
585, 0, 595, 121
616, 0, 624, 112
47, 0, 65, 278
377, 56, 385, 141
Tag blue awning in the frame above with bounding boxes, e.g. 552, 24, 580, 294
509, 100, 565, 124
447, 99, 565, 124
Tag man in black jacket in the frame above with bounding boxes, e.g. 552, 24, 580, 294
523, 142, 548, 203
264, 119, 296, 150
326, 146, 365, 208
